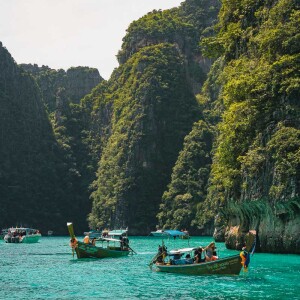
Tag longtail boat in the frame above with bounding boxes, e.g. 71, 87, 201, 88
149, 231, 256, 276
67, 222, 135, 259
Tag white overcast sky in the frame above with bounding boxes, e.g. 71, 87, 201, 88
0, 0, 183, 79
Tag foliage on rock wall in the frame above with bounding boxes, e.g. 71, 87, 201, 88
18, 64, 104, 232
202, 0, 300, 227
87, 1, 221, 233
117, 0, 220, 89
0, 44, 80, 233
88, 44, 200, 233
157, 120, 213, 232
20, 64, 103, 112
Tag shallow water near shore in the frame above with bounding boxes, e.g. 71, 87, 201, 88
0, 236, 299, 299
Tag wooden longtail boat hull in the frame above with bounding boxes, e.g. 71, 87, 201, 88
155, 255, 242, 275
67, 222, 130, 259
75, 241, 130, 259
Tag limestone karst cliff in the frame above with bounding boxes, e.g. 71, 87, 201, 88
0, 0, 299, 253
0, 43, 75, 233
87, 0, 220, 234
20, 64, 103, 112
200, 0, 300, 253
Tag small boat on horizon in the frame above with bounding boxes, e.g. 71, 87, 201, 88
47, 230, 54, 236
4, 227, 41, 243
68, 223, 136, 259
150, 229, 189, 239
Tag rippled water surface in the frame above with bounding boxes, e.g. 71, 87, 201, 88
0, 236, 299, 299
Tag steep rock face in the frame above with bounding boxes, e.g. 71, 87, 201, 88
87, 1, 221, 234
0, 43, 76, 233
89, 44, 200, 234
20, 64, 103, 112
117, 0, 220, 94
66, 67, 102, 103
201, 0, 300, 252
157, 120, 214, 234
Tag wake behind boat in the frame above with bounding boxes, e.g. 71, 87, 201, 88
67, 222, 136, 259
4, 227, 41, 243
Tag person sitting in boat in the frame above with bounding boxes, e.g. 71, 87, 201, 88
185, 253, 193, 264
83, 233, 90, 244
212, 247, 218, 260
205, 242, 218, 262
169, 252, 184, 265
194, 247, 205, 263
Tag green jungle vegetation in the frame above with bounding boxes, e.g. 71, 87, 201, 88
199, 0, 300, 231
0, 0, 299, 245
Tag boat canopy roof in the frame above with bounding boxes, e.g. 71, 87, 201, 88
169, 247, 197, 254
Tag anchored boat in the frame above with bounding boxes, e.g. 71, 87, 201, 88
67, 222, 136, 259
149, 231, 256, 275
4, 227, 41, 243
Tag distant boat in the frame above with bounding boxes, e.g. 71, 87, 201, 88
150, 229, 170, 237
150, 229, 189, 239
68, 223, 136, 259
83, 229, 102, 239
47, 230, 53, 236
4, 227, 41, 243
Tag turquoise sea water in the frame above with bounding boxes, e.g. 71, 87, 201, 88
0, 236, 299, 299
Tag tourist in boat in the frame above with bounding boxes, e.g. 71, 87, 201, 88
91, 237, 96, 246
83, 233, 90, 244
157, 244, 167, 263
194, 247, 205, 263
185, 253, 193, 264
205, 242, 217, 262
